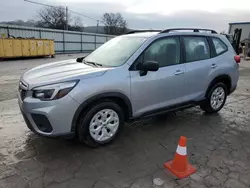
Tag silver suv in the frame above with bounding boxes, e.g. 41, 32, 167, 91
18, 28, 240, 147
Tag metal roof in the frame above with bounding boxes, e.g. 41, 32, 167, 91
229, 22, 250, 25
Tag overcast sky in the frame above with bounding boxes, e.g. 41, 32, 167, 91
1, 0, 250, 32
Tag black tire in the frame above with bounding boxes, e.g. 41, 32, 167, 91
200, 82, 227, 113
77, 101, 124, 147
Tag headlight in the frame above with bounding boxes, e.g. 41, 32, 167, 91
32, 81, 78, 101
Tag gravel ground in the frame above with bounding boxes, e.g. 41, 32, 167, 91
0, 56, 250, 188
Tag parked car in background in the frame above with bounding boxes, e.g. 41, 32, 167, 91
18, 28, 240, 147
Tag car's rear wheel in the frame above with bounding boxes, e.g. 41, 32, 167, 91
200, 82, 227, 113
77, 101, 124, 147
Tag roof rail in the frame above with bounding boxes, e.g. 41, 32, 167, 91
126, 29, 162, 34
160, 28, 217, 34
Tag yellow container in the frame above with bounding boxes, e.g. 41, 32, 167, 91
37, 40, 44, 56
22, 40, 30, 57
44, 40, 50, 55
0, 39, 4, 57
0, 38, 55, 58
30, 40, 37, 56
3, 39, 13, 57
13, 40, 22, 57
50, 40, 55, 55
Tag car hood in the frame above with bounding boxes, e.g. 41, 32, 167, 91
21, 59, 109, 89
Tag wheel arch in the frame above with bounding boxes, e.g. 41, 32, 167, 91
206, 74, 232, 97
71, 92, 133, 133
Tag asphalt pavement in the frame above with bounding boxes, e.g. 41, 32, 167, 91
0, 55, 250, 188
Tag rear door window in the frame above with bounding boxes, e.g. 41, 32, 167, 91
211, 37, 228, 55
183, 37, 210, 62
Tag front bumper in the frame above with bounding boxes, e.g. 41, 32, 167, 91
18, 90, 80, 137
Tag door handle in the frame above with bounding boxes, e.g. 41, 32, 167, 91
211, 64, 217, 68
175, 70, 184, 75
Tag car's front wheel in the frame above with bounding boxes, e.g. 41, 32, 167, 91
200, 82, 227, 113
77, 101, 124, 147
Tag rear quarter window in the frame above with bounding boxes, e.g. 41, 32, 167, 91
211, 37, 228, 55
183, 36, 210, 62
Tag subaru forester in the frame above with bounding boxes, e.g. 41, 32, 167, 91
18, 28, 240, 147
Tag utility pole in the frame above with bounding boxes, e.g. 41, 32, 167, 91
96, 20, 99, 33
65, 6, 68, 30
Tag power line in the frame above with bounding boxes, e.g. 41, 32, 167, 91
23, 0, 103, 31
68, 10, 104, 32
24, 0, 61, 8
68, 9, 100, 22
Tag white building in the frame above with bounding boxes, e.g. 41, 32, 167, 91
229, 22, 250, 42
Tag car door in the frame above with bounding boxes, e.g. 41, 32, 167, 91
129, 36, 186, 117
181, 36, 216, 102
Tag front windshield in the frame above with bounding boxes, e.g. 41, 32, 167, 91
84, 36, 146, 67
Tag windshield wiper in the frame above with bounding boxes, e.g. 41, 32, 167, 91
83, 60, 102, 67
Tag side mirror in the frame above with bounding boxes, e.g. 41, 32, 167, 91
138, 61, 159, 76
76, 55, 88, 63
76, 57, 85, 62
143, 61, 159, 71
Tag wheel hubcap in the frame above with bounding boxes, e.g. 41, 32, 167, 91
89, 109, 119, 142
210, 87, 225, 110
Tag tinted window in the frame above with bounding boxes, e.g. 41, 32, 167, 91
212, 37, 228, 55
183, 37, 210, 62
144, 37, 180, 67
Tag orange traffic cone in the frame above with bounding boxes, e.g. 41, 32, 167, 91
164, 136, 196, 179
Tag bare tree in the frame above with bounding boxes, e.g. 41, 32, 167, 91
102, 13, 128, 35
70, 16, 84, 32
36, 6, 68, 30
